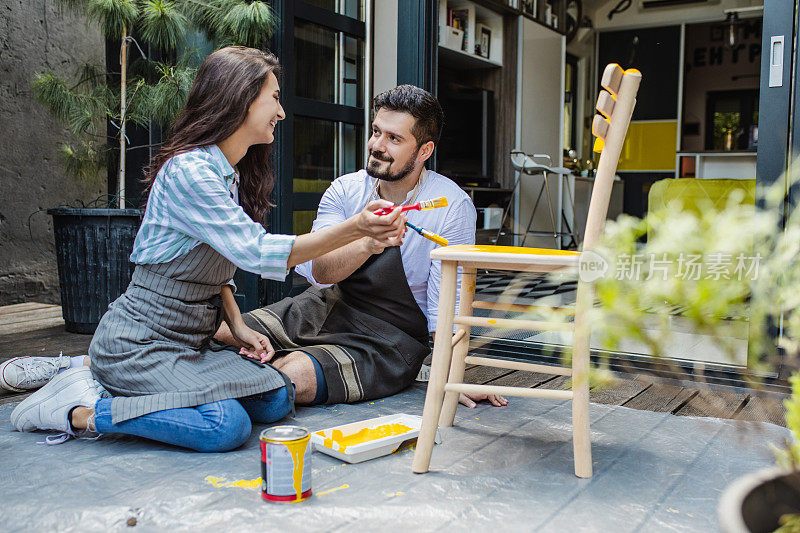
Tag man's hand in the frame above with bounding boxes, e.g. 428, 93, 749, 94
361, 234, 396, 256
458, 393, 508, 408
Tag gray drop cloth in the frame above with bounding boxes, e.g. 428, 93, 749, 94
0, 383, 788, 532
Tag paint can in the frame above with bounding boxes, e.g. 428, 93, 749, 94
260, 425, 312, 503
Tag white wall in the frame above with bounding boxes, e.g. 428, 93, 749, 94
591, 0, 763, 30
517, 18, 565, 248
372, 0, 398, 97
682, 19, 761, 151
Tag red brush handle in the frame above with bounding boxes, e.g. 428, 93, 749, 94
374, 204, 419, 216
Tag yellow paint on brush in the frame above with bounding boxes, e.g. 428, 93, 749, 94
487, 319, 497, 325
593, 137, 605, 153
316, 423, 414, 453
421, 230, 448, 246
205, 476, 262, 489
418, 196, 448, 210
317, 484, 350, 496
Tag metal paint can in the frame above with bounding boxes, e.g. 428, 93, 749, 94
260, 425, 312, 503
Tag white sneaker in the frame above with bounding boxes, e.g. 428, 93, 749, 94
0, 355, 71, 392
10, 366, 100, 436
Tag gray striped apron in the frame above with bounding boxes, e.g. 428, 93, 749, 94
88, 244, 287, 424
242, 245, 430, 404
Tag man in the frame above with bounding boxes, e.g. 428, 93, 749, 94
215, 85, 506, 410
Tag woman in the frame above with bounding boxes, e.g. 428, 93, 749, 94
11, 47, 404, 452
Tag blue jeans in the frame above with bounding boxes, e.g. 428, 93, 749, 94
93, 386, 292, 453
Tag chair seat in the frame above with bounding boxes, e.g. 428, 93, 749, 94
430, 244, 580, 268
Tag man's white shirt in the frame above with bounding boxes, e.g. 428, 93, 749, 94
295, 168, 477, 332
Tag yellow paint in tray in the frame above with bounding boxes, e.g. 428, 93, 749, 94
316, 423, 414, 453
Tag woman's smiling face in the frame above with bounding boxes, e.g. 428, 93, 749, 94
242, 71, 285, 145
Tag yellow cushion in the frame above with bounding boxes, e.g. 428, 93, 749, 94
648, 178, 755, 215
647, 178, 755, 243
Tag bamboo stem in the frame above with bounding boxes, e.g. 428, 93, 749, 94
118, 25, 128, 210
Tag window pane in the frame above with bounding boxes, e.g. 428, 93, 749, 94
295, 117, 336, 190
303, 0, 365, 21
294, 117, 364, 191
293, 210, 317, 235
343, 35, 365, 108
295, 20, 365, 107
341, 122, 364, 175
295, 21, 336, 103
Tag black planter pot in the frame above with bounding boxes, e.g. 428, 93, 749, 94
719, 467, 800, 533
47, 208, 143, 334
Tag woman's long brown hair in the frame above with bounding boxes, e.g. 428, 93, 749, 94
143, 46, 281, 225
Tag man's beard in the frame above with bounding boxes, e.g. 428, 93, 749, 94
366, 149, 417, 182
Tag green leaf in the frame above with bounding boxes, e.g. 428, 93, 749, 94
59, 142, 104, 182
139, 0, 189, 51
32, 72, 76, 123
220, 1, 275, 47
146, 63, 197, 127
87, 0, 139, 39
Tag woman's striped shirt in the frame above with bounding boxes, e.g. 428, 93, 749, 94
130, 145, 295, 281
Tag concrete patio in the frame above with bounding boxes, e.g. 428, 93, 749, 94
0, 379, 788, 531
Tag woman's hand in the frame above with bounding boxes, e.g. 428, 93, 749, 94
229, 322, 275, 363
356, 200, 406, 246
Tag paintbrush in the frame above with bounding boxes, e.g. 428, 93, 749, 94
405, 221, 448, 246
374, 196, 448, 216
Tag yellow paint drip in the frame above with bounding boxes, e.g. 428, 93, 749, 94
317, 484, 350, 496
316, 423, 414, 453
283, 438, 308, 502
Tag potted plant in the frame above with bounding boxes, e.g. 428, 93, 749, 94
718, 373, 800, 533
714, 111, 742, 151
35, 0, 276, 333
560, 167, 800, 531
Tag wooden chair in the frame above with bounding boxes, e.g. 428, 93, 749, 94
412, 64, 642, 478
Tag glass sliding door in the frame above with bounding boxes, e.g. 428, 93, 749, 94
267, 0, 368, 301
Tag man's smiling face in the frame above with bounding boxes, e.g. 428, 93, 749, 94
366, 108, 421, 182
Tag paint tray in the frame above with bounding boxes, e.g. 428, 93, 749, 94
311, 413, 440, 464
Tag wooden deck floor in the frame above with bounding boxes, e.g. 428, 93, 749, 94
0, 303, 788, 426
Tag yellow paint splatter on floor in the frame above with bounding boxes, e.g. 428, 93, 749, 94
205, 476, 262, 489
386, 491, 404, 498
317, 484, 350, 496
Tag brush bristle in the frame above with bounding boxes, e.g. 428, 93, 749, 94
422, 230, 449, 246
419, 196, 448, 210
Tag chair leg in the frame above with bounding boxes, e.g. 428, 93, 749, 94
439, 268, 477, 427
572, 280, 593, 478
413, 261, 459, 473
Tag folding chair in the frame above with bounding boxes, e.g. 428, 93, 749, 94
412, 64, 641, 478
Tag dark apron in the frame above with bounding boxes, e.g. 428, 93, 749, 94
242, 246, 430, 404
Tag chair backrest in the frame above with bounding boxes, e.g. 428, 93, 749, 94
582, 64, 642, 251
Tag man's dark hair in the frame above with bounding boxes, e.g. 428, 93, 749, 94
372, 85, 444, 147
